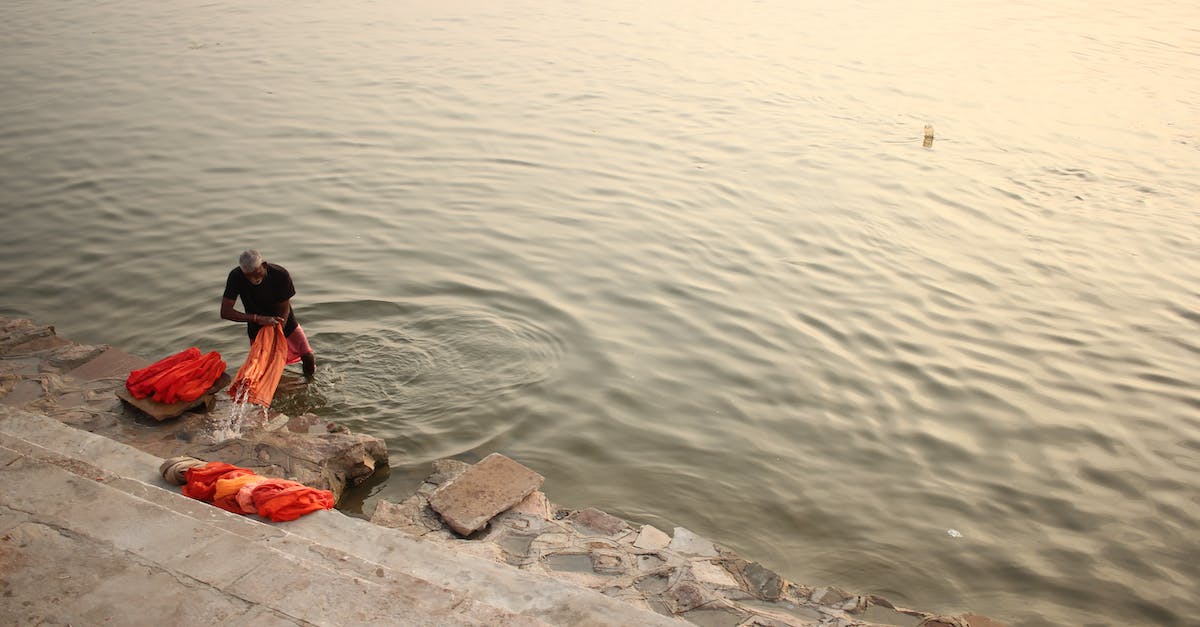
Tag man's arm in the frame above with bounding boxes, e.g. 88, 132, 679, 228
220, 297, 284, 326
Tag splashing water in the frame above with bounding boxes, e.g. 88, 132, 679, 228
208, 383, 266, 442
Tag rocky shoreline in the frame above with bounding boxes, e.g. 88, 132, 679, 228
0, 316, 1004, 627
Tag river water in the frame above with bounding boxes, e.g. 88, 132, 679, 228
1, 1, 1197, 624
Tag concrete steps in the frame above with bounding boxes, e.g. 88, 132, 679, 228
0, 407, 679, 626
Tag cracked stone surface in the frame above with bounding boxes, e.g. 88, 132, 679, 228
372, 456, 1009, 627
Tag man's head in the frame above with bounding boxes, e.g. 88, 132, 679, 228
238, 249, 266, 285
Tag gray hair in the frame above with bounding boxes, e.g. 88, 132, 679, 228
238, 249, 264, 273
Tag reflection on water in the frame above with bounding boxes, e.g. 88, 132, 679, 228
1, 0, 1198, 624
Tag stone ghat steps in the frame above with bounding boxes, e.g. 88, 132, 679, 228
0, 407, 680, 626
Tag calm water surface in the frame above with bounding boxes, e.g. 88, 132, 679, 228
2, 1, 1197, 624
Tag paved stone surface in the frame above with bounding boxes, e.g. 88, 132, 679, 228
0, 407, 681, 627
63, 346, 148, 381
428, 452, 545, 535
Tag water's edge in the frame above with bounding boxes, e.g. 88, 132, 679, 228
0, 315, 1005, 627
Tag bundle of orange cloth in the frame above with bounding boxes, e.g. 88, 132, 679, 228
228, 323, 287, 407
180, 461, 335, 522
125, 347, 227, 404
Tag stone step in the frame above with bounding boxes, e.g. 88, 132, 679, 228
0, 408, 680, 626
0, 433, 530, 626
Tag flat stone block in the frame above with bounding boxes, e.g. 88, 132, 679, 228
509, 490, 553, 519
428, 453, 544, 536
669, 527, 719, 557
633, 524, 671, 551
568, 507, 629, 535
0, 379, 44, 407
64, 347, 148, 381
691, 560, 739, 588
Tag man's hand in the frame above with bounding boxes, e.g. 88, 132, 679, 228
252, 314, 285, 326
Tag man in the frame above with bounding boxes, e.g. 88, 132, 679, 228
220, 249, 316, 377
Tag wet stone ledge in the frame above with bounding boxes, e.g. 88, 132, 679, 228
372, 457, 1008, 627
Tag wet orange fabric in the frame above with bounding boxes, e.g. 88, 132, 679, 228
181, 462, 253, 501
228, 323, 287, 407
125, 347, 226, 403
212, 474, 267, 513
179, 461, 334, 522
247, 478, 304, 508
255, 485, 336, 522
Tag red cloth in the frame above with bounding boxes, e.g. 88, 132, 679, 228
255, 484, 336, 522
125, 347, 225, 403
180, 462, 334, 522
212, 474, 267, 514
181, 462, 253, 501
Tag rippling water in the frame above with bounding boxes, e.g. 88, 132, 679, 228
2, 1, 1197, 624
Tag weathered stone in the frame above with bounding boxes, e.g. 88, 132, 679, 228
637, 554, 666, 573
46, 343, 109, 371
744, 561, 784, 600
0, 319, 65, 353
427, 458, 470, 485
668, 527, 719, 557
286, 412, 329, 434
633, 524, 672, 551
569, 507, 630, 535
961, 614, 1008, 627
589, 548, 627, 575
0, 379, 44, 407
664, 582, 709, 613
62, 347, 147, 381
810, 585, 854, 606
427, 453, 544, 536
509, 490, 554, 519
691, 560, 739, 588
918, 618, 969, 627
192, 429, 388, 501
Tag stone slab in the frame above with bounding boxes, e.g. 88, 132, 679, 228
115, 372, 230, 421
568, 507, 629, 535
64, 346, 149, 381
428, 453, 544, 536
669, 527, 719, 557
0, 379, 44, 407
692, 560, 740, 588
633, 524, 672, 551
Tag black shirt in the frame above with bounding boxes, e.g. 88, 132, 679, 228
223, 262, 299, 339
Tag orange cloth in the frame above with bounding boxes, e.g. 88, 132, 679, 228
126, 347, 226, 403
180, 461, 334, 522
181, 462, 253, 501
255, 484, 336, 522
228, 324, 287, 407
212, 474, 267, 514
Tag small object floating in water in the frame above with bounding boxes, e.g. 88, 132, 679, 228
923, 124, 935, 147
947, 528, 963, 538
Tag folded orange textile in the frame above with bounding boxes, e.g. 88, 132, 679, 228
126, 347, 200, 397
153, 351, 227, 404
212, 474, 268, 514
181, 462, 253, 501
179, 462, 333, 522
235, 479, 288, 515
247, 478, 304, 509
228, 323, 287, 407
256, 484, 336, 522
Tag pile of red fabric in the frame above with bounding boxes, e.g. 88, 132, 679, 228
126, 347, 227, 404
181, 461, 335, 522
228, 323, 287, 407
